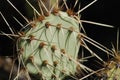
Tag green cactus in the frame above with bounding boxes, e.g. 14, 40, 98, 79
107, 29, 120, 80
0, 0, 116, 80
97, 59, 120, 80
107, 62, 120, 80
18, 11, 80, 79
96, 29, 120, 80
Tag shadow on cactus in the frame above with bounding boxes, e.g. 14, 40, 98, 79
0, 0, 115, 80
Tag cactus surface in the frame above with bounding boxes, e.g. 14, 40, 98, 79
18, 11, 80, 79
107, 61, 120, 80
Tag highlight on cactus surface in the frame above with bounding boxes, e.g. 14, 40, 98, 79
0, 0, 117, 80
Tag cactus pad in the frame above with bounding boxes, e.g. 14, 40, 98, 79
18, 11, 80, 79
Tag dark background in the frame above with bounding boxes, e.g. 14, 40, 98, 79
0, 0, 120, 56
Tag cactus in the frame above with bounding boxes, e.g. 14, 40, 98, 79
18, 11, 81, 80
0, 0, 116, 80
96, 29, 120, 80
106, 61, 120, 80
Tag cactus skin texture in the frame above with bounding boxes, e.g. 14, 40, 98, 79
18, 11, 80, 79
107, 61, 120, 80
106, 33, 120, 80
98, 59, 120, 80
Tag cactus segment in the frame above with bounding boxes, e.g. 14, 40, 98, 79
107, 62, 120, 80
18, 11, 80, 79
97, 30, 120, 80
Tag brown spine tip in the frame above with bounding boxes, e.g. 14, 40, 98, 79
69, 27, 74, 32
52, 8, 60, 15
28, 35, 35, 42
53, 61, 58, 67
28, 56, 34, 63
45, 22, 51, 28
77, 33, 84, 41
39, 42, 46, 48
56, 24, 62, 30
42, 60, 48, 66
61, 49, 66, 54
67, 9, 75, 16
44, 12, 50, 17
31, 22, 36, 28
77, 34, 84, 45
29, 20, 37, 28
77, 33, 81, 40
21, 68, 26, 72
18, 31, 25, 37
38, 15, 45, 22
26, 35, 35, 43
61, 69, 66, 74
69, 57, 72, 61
51, 45, 57, 52
76, 65, 81, 71
51, 74, 57, 79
